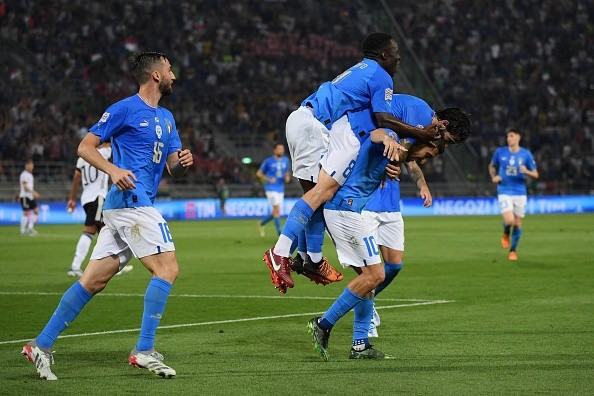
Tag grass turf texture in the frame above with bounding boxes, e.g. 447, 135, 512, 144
0, 214, 592, 395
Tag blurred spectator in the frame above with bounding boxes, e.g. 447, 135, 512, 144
0, 0, 591, 194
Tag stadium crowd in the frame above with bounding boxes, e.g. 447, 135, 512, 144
0, 0, 592, 194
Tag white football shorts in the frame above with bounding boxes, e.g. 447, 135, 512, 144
265, 191, 284, 207
362, 210, 404, 251
90, 206, 176, 264
497, 194, 527, 218
319, 115, 361, 186
286, 106, 329, 183
324, 208, 382, 268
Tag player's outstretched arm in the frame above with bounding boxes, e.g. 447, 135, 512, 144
167, 149, 193, 178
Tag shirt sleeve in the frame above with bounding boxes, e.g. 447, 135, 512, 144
165, 115, 182, 156
368, 68, 394, 114
89, 104, 127, 143
525, 151, 537, 170
258, 159, 268, 174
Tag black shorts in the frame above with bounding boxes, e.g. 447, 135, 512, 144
83, 196, 105, 227
21, 197, 38, 211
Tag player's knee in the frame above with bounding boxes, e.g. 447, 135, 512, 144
80, 277, 108, 295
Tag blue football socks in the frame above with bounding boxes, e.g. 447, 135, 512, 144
375, 262, 403, 296
306, 207, 325, 263
352, 297, 373, 349
274, 199, 314, 256
273, 217, 281, 235
260, 215, 273, 226
318, 288, 364, 330
511, 226, 522, 251
136, 277, 172, 352
295, 229, 307, 257
503, 223, 511, 236
36, 281, 93, 348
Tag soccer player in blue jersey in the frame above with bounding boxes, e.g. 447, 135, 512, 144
256, 143, 291, 236
361, 95, 471, 340
307, 97, 471, 360
264, 32, 442, 293
22, 52, 193, 380
488, 128, 538, 261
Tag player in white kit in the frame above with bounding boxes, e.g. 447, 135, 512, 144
19, 159, 40, 235
66, 143, 134, 277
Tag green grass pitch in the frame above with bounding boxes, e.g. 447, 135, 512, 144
1, 214, 593, 395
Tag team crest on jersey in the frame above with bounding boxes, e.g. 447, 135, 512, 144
509, 157, 515, 165
99, 112, 110, 123
165, 119, 172, 133
384, 88, 393, 101
347, 199, 353, 206
155, 125, 163, 139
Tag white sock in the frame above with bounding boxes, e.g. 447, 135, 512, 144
273, 234, 293, 257
20, 214, 28, 233
26, 213, 37, 231
308, 252, 323, 263
70, 233, 94, 271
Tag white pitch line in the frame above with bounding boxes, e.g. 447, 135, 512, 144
0, 300, 451, 346
0, 291, 447, 303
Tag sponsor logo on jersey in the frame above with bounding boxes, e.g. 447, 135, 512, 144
99, 112, 110, 123
156, 125, 163, 139
140, 120, 149, 127
384, 88, 393, 101
155, 116, 159, 123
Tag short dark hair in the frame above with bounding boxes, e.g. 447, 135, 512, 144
129, 52, 169, 84
361, 32, 395, 59
506, 127, 521, 136
435, 108, 472, 144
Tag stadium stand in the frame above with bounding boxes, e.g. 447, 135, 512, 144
0, 0, 592, 201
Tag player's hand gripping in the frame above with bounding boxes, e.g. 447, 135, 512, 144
177, 149, 193, 168
110, 167, 137, 191
384, 163, 401, 181
382, 135, 406, 162
420, 120, 448, 142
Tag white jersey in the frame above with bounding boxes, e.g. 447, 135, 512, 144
76, 146, 111, 205
19, 170, 34, 200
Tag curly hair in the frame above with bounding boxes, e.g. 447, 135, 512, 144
435, 108, 472, 144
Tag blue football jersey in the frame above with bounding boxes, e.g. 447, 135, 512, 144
258, 155, 290, 193
364, 94, 434, 212
89, 94, 182, 209
490, 146, 537, 195
325, 131, 398, 214
302, 58, 394, 130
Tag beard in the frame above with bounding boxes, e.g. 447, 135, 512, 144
159, 80, 173, 97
